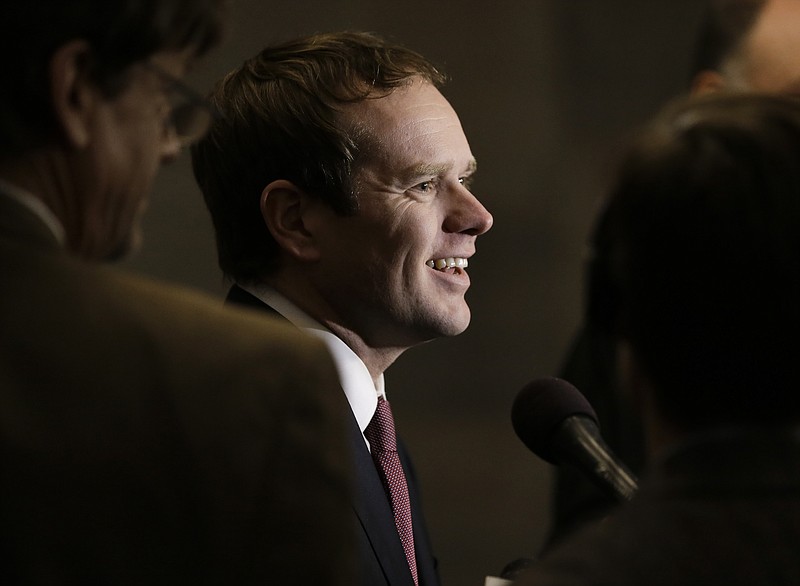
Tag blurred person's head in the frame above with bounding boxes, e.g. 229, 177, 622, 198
589, 93, 800, 449
691, 0, 800, 95
0, 0, 225, 260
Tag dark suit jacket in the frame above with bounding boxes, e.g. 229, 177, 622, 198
227, 284, 441, 586
516, 428, 800, 585
0, 193, 354, 585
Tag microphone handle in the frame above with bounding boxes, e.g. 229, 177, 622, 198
555, 416, 639, 502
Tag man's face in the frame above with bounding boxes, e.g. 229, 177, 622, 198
308, 79, 493, 349
731, 0, 800, 93
80, 50, 188, 260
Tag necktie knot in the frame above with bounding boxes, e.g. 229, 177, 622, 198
364, 397, 397, 452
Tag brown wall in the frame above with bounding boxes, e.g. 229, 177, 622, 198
123, 1, 704, 583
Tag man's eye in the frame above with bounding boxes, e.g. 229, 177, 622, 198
413, 181, 433, 192
459, 176, 474, 189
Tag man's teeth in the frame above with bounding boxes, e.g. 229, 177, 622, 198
426, 257, 468, 270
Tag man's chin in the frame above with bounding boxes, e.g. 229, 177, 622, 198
434, 310, 471, 338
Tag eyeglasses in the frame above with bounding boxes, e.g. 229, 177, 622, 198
144, 62, 215, 144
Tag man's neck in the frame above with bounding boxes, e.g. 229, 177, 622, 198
257, 277, 409, 386
322, 321, 407, 387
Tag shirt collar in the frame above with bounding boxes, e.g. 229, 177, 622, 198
239, 282, 384, 434
0, 178, 66, 245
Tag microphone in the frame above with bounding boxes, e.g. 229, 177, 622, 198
511, 377, 638, 502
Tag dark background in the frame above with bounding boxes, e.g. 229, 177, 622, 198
123, 1, 705, 583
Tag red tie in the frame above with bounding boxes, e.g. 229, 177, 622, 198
364, 397, 419, 585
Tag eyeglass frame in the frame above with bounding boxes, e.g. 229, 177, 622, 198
142, 61, 216, 144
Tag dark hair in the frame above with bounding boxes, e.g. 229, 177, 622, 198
190, 31, 446, 284
0, 0, 225, 157
690, 0, 767, 80
589, 93, 800, 431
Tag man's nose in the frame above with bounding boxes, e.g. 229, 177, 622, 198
445, 187, 494, 235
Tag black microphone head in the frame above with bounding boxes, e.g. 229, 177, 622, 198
511, 377, 598, 464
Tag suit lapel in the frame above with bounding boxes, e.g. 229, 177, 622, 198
225, 284, 277, 314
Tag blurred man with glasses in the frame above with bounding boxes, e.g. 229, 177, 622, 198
0, 2, 353, 584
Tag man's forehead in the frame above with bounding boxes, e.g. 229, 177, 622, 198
340, 78, 474, 175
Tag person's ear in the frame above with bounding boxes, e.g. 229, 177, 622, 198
260, 180, 322, 262
690, 70, 727, 96
49, 40, 99, 149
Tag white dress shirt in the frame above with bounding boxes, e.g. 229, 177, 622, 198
240, 282, 384, 447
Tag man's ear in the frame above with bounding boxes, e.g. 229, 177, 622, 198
260, 180, 322, 262
49, 40, 98, 149
690, 70, 727, 96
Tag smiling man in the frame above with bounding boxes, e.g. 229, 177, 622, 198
192, 31, 493, 586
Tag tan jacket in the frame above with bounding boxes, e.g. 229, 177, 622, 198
0, 192, 354, 584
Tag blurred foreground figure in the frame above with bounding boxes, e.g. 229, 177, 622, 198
516, 93, 800, 585
551, 0, 800, 547
0, 2, 352, 584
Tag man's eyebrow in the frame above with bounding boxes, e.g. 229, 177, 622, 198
399, 158, 478, 181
